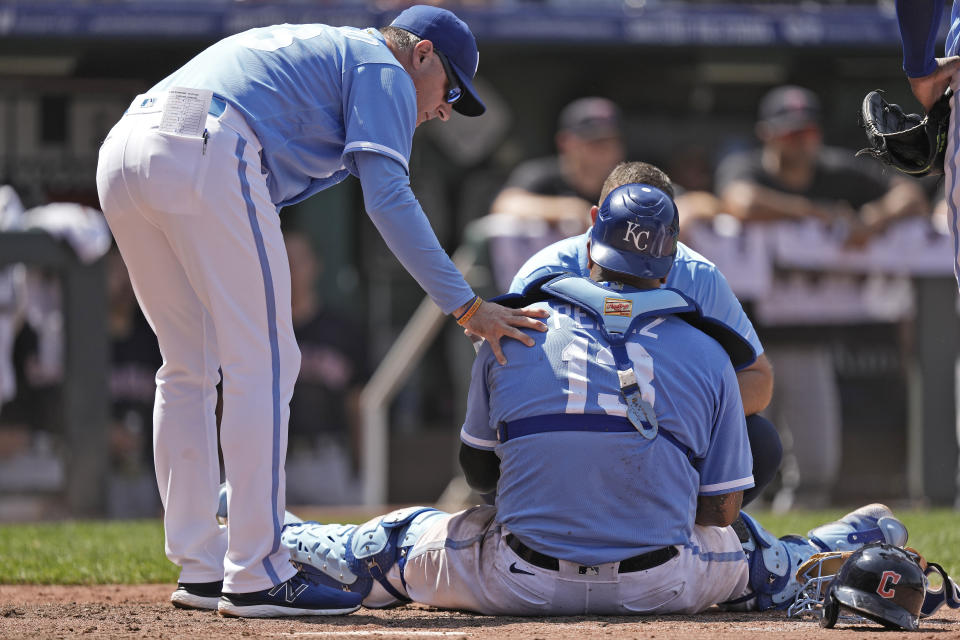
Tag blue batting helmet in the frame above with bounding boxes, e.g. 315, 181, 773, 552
589, 183, 679, 279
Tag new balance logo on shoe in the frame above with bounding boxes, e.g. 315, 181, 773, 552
267, 581, 309, 603
218, 571, 362, 618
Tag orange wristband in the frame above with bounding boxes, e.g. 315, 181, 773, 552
456, 296, 483, 326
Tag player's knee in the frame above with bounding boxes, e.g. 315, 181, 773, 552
723, 511, 818, 611
281, 506, 447, 608
746, 414, 782, 482
277, 337, 301, 391
155, 361, 212, 396
746, 414, 782, 461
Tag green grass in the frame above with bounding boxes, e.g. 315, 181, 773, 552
0, 520, 175, 584
751, 508, 960, 571
0, 509, 957, 584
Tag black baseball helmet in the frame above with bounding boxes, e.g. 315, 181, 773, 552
820, 543, 925, 631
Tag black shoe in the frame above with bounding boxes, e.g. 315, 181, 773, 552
218, 571, 362, 618
171, 580, 223, 610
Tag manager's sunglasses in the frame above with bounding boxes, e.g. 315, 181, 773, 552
436, 51, 463, 105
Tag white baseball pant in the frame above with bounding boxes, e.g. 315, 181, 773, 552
96, 92, 298, 592
401, 505, 750, 615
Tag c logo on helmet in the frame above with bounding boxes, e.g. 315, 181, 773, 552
877, 570, 901, 598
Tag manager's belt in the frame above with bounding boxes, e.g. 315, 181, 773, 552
504, 534, 678, 573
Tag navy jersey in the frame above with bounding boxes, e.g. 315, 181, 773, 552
460, 286, 753, 565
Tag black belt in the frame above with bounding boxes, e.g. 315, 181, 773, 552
504, 534, 678, 573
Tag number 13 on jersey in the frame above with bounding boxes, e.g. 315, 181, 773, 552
561, 337, 655, 415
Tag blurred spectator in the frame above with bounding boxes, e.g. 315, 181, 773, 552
713, 85, 929, 507
476, 97, 625, 291
478, 96, 722, 290
491, 96, 625, 230
283, 229, 370, 505
716, 85, 927, 247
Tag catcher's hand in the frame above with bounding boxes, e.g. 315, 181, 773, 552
857, 88, 952, 177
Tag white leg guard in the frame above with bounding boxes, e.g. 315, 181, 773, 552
280, 507, 447, 608
726, 503, 910, 612
806, 503, 908, 552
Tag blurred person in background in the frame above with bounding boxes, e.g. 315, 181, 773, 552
716, 85, 927, 248
714, 85, 928, 507
490, 96, 625, 234
471, 97, 626, 292
283, 229, 368, 506
478, 96, 723, 292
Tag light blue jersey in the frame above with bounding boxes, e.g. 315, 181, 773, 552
508, 232, 763, 360
154, 25, 413, 208
152, 24, 474, 313
460, 284, 753, 566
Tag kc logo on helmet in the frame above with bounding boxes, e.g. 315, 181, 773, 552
622, 222, 650, 251
877, 570, 901, 598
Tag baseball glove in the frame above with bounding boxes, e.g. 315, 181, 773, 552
857, 88, 952, 177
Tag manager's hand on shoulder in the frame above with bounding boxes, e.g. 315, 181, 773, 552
458, 300, 548, 365
908, 56, 960, 112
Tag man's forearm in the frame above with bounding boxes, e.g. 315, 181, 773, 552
695, 491, 743, 527
722, 182, 825, 223
490, 188, 592, 225
737, 353, 774, 416
859, 180, 929, 233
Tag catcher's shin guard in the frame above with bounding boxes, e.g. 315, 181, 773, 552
806, 503, 907, 552
727, 504, 909, 613
280, 506, 446, 608
723, 511, 820, 611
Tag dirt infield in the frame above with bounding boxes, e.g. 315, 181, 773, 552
1, 585, 958, 640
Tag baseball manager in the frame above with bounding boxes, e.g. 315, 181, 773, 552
96, 5, 545, 618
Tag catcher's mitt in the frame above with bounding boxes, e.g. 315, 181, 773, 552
857, 88, 952, 177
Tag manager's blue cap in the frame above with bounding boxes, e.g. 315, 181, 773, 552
391, 5, 486, 117
590, 183, 679, 279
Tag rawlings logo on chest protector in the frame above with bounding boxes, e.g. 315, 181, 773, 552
604, 298, 632, 317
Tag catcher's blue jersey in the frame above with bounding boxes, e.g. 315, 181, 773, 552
508, 233, 763, 361
460, 284, 754, 566
153, 25, 415, 209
